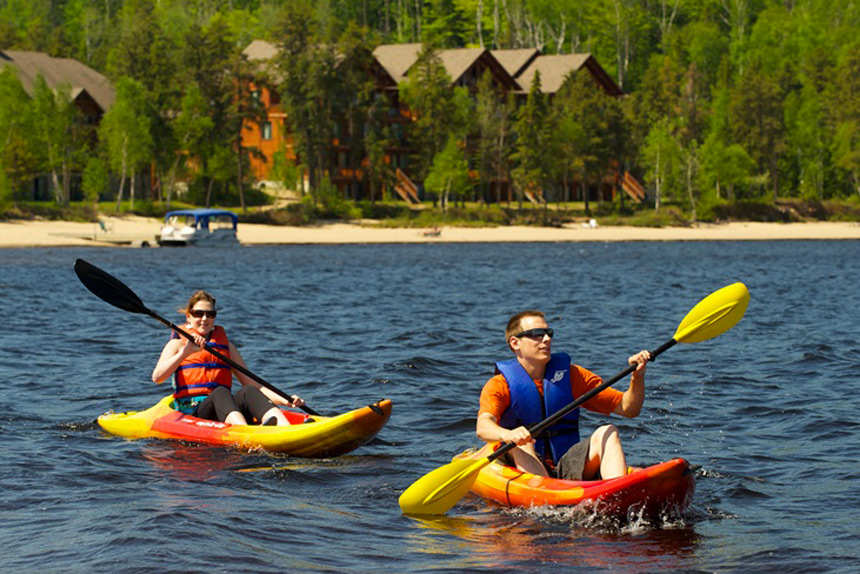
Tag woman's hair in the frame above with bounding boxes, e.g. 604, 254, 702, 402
505, 310, 544, 349
180, 290, 216, 314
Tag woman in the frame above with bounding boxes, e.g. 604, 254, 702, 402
152, 290, 303, 426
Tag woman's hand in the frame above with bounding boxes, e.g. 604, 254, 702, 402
182, 333, 206, 355
288, 395, 305, 408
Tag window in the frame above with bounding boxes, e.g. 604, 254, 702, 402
261, 121, 272, 141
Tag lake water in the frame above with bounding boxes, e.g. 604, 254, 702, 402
1, 241, 857, 573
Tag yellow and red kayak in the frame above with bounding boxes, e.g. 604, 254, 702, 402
98, 395, 392, 457
455, 446, 695, 518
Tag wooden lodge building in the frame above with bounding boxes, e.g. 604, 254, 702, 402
0, 50, 116, 201
241, 41, 645, 205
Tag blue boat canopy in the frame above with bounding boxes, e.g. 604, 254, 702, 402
163, 209, 238, 230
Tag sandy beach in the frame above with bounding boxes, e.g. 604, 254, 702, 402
1, 215, 858, 247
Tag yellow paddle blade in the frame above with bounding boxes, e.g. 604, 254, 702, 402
673, 282, 750, 344
399, 458, 490, 515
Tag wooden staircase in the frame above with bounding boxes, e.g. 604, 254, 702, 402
620, 171, 646, 203
394, 168, 420, 204
524, 189, 546, 205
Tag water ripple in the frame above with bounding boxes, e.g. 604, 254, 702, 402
2, 243, 859, 573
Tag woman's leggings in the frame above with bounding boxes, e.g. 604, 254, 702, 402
193, 386, 277, 424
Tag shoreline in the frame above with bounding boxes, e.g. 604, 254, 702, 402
1, 216, 859, 247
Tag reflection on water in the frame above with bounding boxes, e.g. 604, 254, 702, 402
407, 505, 700, 573
138, 442, 249, 482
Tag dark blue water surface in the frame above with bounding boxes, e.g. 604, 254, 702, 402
1, 242, 858, 573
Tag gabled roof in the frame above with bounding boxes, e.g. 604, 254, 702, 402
0, 50, 115, 112
491, 48, 540, 80
438, 48, 486, 83
242, 39, 284, 83
517, 53, 623, 96
372, 43, 423, 84
373, 43, 518, 90
244, 39, 398, 89
243, 39, 279, 62
516, 54, 591, 94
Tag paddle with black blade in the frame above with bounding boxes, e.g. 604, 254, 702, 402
73, 258, 320, 416
399, 282, 750, 516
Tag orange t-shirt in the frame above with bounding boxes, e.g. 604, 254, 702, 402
478, 364, 623, 421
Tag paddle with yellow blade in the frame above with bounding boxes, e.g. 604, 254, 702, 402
398, 282, 750, 516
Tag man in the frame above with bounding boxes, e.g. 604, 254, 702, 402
477, 310, 651, 480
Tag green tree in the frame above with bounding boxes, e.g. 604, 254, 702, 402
364, 123, 394, 203
698, 131, 755, 202
107, 0, 177, 203
99, 76, 153, 212
178, 15, 266, 210
82, 152, 110, 205
0, 68, 37, 203
62, 0, 118, 70
399, 44, 465, 183
552, 70, 626, 213
165, 83, 214, 209
585, 0, 654, 91
274, 2, 340, 202
729, 60, 786, 200
785, 84, 828, 199
422, 0, 470, 47
475, 71, 514, 203
511, 71, 550, 210
31, 77, 77, 205
550, 112, 587, 203
334, 23, 382, 201
684, 19, 728, 90
642, 118, 682, 212
829, 42, 860, 198
425, 138, 472, 210
833, 122, 860, 199
226, 47, 268, 212
361, 81, 396, 203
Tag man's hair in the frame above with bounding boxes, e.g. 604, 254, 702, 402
505, 310, 545, 349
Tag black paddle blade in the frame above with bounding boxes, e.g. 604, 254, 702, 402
74, 259, 150, 315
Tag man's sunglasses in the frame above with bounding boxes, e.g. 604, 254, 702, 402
514, 327, 553, 339
189, 309, 217, 318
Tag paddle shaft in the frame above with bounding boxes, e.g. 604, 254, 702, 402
488, 337, 678, 463
73, 259, 320, 417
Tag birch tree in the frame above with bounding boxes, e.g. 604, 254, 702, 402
31, 78, 76, 205
100, 77, 152, 212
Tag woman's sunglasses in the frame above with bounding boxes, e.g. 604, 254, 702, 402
189, 309, 217, 318
514, 327, 553, 339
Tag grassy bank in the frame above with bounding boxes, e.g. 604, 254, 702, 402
3, 197, 859, 227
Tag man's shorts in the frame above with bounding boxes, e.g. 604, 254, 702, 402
555, 438, 591, 480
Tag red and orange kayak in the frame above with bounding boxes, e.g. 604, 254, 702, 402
455, 446, 695, 518
98, 395, 392, 457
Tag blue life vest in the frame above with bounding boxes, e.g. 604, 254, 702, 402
496, 352, 580, 465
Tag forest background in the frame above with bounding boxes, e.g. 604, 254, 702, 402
1, 0, 859, 227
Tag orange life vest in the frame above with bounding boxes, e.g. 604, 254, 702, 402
172, 325, 233, 399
